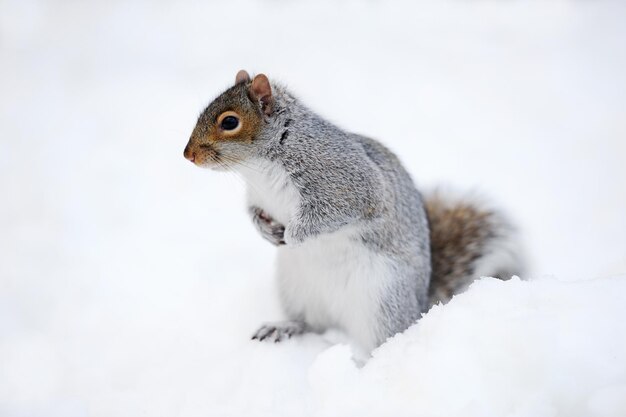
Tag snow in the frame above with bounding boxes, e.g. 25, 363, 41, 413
1, 0, 626, 416
311, 276, 626, 417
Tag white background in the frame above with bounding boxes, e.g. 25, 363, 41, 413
1, 1, 625, 416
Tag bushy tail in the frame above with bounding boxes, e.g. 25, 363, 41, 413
424, 192, 525, 307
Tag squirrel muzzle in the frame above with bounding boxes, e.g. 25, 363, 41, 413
183, 138, 220, 167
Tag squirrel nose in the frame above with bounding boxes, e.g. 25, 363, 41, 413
183, 146, 196, 163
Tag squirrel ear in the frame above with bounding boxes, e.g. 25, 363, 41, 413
250, 74, 273, 115
235, 70, 250, 85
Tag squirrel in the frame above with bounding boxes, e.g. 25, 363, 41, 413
183, 70, 524, 353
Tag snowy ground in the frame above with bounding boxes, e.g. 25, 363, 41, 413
1, 0, 626, 416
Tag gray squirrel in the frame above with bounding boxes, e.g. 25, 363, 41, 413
183, 70, 524, 353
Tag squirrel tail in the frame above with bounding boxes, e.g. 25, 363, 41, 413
424, 191, 525, 307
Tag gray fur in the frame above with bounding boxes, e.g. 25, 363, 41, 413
253, 85, 429, 331
189, 77, 521, 351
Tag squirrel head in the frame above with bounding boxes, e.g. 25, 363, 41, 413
183, 70, 275, 169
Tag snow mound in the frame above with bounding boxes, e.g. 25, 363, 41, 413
2, 275, 626, 417
310, 276, 626, 417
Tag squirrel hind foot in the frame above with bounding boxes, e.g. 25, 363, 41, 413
251, 321, 306, 343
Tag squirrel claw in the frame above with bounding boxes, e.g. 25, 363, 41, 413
251, 321, 306, 343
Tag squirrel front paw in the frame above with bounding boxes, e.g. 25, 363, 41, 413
249, 206, 285, 246
251, 321, 306, 343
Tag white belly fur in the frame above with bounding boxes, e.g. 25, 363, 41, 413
276, 226, 391, 351
239, 159, 391, 351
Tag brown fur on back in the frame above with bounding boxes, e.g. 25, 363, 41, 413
425, 193, 515, 306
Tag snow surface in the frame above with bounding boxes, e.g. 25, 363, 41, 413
1, 0, 626, 416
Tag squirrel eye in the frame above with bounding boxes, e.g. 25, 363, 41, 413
216, 111, 242, 137
220, 116, 239, 131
